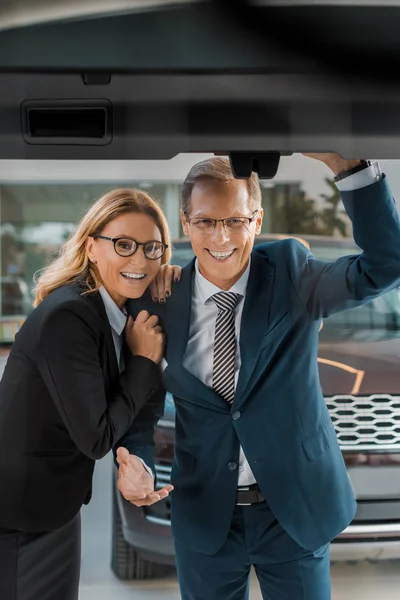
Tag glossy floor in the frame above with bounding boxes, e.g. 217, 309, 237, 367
80, 453, 400, 600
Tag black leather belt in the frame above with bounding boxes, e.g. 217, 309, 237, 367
236, 483, 265, 505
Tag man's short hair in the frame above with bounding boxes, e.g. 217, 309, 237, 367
181, 157, 262, 215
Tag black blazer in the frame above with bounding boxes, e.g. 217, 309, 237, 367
0, 283, 164, 532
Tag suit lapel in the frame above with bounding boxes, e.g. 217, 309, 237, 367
234, 251, 275, 407
164, 259, 229, 411
163, 260, 193, 367
88, 291, 119, 382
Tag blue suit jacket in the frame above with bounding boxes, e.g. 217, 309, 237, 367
122, 175, 400, 555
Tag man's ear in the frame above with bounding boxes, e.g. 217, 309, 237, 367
180, 210, 190, 236
255, 208, 264, 236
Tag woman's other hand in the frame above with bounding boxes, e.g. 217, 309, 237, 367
125, 311, 164, 364
149, 264, 181, 303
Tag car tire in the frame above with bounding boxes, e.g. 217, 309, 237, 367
111, 487, 171, 580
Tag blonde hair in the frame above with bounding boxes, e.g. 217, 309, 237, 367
181, 157, 262, 215
34, 188, 171, 306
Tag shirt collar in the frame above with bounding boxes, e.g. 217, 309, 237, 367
98, 286, 127, 336
194, 257, 251, 305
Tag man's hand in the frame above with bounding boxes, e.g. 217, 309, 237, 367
116, 447, 173, 507
302, 152, 361, 176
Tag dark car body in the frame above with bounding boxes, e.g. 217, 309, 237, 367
114, 233, 400, 578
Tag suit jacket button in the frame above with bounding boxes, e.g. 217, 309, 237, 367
232, 411, 241, 421
228, 462, 237, 471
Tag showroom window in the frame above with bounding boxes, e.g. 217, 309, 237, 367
0, 175, 314, 342
0, 181, 180, 342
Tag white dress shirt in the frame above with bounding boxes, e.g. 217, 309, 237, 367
99, 286, 127, 369
183, 259, 257, 486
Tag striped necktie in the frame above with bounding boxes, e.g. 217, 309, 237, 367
212, 292, 240, 404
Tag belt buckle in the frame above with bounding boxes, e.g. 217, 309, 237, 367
236, 485, 252, 506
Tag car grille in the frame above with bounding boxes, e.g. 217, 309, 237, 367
154, 463, 173, 489
144, 463, 172, 526
147, 394, 400, 526
326, 394, 400, 451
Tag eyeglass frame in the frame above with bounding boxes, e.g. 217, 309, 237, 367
184, 210, 260, 230
92, 235, 168, 260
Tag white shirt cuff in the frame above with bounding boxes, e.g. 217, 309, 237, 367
136, 457, 154, 480
335, 163, 381, 192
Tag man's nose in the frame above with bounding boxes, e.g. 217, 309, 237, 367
210, 221, 230, 243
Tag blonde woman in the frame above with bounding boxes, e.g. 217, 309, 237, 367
0, 189, 179, 600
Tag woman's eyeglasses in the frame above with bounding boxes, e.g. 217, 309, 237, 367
93, 235, 168, 260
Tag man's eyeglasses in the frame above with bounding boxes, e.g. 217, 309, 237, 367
185, 211, 259, 232
92, 235, 168, 260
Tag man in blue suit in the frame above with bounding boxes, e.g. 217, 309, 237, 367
117, 153, 400, 599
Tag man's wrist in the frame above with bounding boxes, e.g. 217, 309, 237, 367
334, 161, 382, 191
325, 157, 362, 177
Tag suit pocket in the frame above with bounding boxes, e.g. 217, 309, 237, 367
260, 313, 292, 349
302, 420, 337, 462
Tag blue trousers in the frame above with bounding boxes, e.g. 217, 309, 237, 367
175, 501, 330, 600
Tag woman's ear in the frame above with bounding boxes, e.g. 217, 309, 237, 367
86, 237, 96, 263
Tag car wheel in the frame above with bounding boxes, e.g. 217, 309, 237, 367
111, 487, 171, 580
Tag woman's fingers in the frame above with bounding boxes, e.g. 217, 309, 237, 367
135, 310, 150, 324
148, 278, 159, 303
147, 264, 182, 303
146, 314, 159, 328
164, 265, 182, 299
163, 266, 173, 300
158, 264, 182, 302
172, 265, 182, 283
150, 266, 167, 302
157, 268, 166, 303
